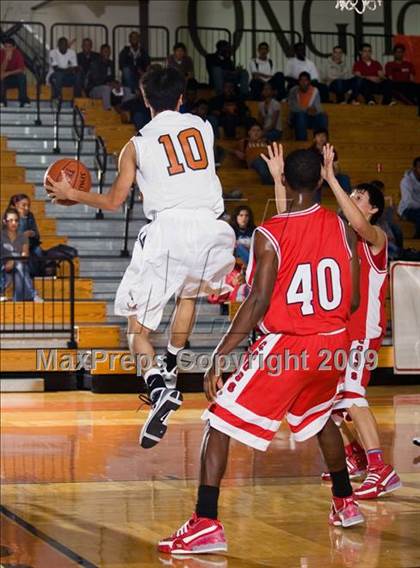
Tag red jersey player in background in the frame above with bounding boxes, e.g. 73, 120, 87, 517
158, 147, 363, 556
322, 144, 402, 500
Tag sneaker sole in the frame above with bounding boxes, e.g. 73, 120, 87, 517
171, 543, 228, 555
341, 514, 365, 528
140, 390, 183, 449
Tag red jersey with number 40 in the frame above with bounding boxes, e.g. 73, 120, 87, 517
246, 204, 353, 335
348, 237, 388, 340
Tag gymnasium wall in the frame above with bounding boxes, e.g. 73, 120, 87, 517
1, 0, 419, 45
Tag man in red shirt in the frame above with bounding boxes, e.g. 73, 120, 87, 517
352, 43, 393, 105
0, 38, 30, 107
158, 147, 364, 556
385, 43, 418, 105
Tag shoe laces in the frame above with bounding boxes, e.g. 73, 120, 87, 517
137, 393, 152, 412
363, 470, 381, 485
175, 515, 195, 537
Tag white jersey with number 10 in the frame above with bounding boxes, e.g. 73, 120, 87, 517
130, 111, 224, 220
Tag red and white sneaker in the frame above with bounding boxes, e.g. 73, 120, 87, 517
159, 515, 199, 554
354, 465, 402, 500
164, 515, 227, 555
329, 495, 365, 528
322, 452, 367, 482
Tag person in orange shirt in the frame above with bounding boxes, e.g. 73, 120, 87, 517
288, 72, 328, 140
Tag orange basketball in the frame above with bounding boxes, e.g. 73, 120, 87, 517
44, 158, 92, 206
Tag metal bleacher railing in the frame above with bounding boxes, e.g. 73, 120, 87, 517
0, 256, 77, 349
50, 22, 108, 53
112, 25, 170, 74
94, 135, 108, 220
72, 105, 85, 161
175, 26, 232, 84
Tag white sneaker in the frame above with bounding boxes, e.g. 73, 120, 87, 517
0, 295, 8, 302
33, 294, 44, 303
139, 388, 183, 449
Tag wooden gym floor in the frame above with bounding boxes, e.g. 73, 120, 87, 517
1, 386, 419, 568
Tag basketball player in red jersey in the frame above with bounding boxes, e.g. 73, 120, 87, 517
322, 144, 401, 500
158, 147, 364, 556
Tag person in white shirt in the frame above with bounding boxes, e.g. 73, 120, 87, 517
285, 42, 329, 102
248, 42, 285, 100
323, 46, 355, 103
49, 37, 82, 100
45, 66, 235, 449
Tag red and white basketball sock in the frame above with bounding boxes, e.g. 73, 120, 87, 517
366, 448, 385, 470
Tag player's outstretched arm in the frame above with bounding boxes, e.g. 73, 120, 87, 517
260, 143, 287, 214
322, 144, 386, 251
345, 223, 360, 313
45, 141, 136, 211
204, 231, 278, 401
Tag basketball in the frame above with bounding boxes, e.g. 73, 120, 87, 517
44, 158, 92, 206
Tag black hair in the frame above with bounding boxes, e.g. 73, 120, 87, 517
354, 183, 385, 225
293, 42, 305, 51
2, 206, 19, 224
284, 150, 321, 193
359, 43, 372, 51
58, 37, 68, 44
100, 43, 110, 50
8, 194, 31, 208
313, 128, 329, 137
333, 45, 342, 51
82, 37, 92, 44
258, 42, 269, 49
230, 205, 256, 233
3, 37, 16, 47
173, 42, 186, 51
298, 71, 311, 81
413, 156, 420, 168
216, 39, 230, 51
141, 66, 186, 112
369, 179, 385, 192
193, 98, 208, 108
393, 43, 405, 53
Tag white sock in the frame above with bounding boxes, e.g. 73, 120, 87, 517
167, 342, 183, 355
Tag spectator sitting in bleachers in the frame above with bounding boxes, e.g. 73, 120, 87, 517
230, 205, 255, 265
398, 157, 420, 238
48, 37, 82, 100
309, 128, 351, 194
206, 40, 248, 96
0, 38, 31, 107
258, 82, 282, 142
8, 193, 45, 276
119, 31, 150, 93
352, 43, 393, 105
191, 99, 222, 164
179, 84, 198, 113
248, 42, 285, 101
1, 207, 41, 302
288, 72, 328, 141
87, 44, 131, 110
77, 38, 99, 93
208, 81, 249, 139
167, 42, 196, 86
323, 46, 355, 104
234, 123, 273, 185
385, 44, 418, 105
368, 180, 404, 260
285, 42, 329, 102
121, 87, 151, 130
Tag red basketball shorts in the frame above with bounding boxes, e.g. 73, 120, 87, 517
202, 330, 350, 451
333, 336, 383, 411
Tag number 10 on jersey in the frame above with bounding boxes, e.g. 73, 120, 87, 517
158, 128, 209, 176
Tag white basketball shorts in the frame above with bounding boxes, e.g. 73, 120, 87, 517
114, 209, 236, 330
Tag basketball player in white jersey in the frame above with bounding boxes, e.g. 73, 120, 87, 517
46, 67, 235, 448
